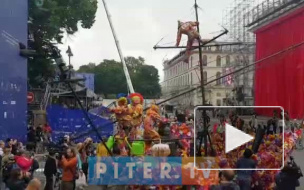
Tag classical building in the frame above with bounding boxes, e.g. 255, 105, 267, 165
161, 41, 255, 114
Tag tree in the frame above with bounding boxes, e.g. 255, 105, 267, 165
28, 0, 98, 87
78, 57, 161, 98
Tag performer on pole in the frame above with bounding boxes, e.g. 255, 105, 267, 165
176, 20, 204, 63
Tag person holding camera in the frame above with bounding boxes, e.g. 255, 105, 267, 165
60, 148, 77, 190
79, 138, 93, 182
275, 157, 302, 190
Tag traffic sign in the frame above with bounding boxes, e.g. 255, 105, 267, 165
27, 92, 34, 103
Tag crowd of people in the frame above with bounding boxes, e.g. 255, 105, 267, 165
0, 138, 41, 190
0, 105, 302, 190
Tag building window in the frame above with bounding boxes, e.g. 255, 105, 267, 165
203, 55, 207, 66
216, 55, 221, 67
187, 74, 189, 85
216, 72, 221, 85
216, 99, 221, 106
236, 56, 240, 64
226, 55, 230, 66
190, 72, 193, 85
240, 57, 244, 65
217, 92, 221, 97
203, 71, 207, 84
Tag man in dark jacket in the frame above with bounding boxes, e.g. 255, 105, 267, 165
236, 149, 256, 190
44, 151, 57, 190
275, 166, 300, 190
252, 125, 265, 153
275, 157, 302, 190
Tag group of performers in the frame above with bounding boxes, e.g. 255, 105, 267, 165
108, 92, 194, 157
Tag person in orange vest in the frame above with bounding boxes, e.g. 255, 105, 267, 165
60, 148, 77, 190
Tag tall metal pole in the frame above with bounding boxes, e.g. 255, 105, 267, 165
194, 0, 205, 108
194, 0, 208, 156
101, 0, 135, 93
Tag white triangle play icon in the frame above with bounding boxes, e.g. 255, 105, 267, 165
225, 123, 254, 153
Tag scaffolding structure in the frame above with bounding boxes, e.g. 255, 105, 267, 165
245, 0, 304, 29
222, 0, 256, 43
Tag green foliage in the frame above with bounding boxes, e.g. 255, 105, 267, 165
78, 57, 161, 99
28, 0, 98, 87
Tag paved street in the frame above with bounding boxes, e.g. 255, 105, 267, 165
294, 150, 304, 190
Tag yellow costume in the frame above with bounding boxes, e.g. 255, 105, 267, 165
110, 97, 132, 130
128, 93, 144, 140
144, 104, 161, 141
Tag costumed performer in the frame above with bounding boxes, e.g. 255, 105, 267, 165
176, 20, 204, 63
110, 95, 132, 135
144, 103, 161, 153
128, 93, 144, 140
109, 94, 131, 156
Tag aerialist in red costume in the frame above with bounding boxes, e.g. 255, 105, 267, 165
176, 20, 204, 63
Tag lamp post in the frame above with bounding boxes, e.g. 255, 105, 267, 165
66, 46, 73, 67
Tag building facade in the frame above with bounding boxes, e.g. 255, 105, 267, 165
161, 41, 255, 114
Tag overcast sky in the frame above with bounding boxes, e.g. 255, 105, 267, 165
57, 0, 241, 81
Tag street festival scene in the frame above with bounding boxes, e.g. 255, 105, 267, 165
1, 0, 304, 190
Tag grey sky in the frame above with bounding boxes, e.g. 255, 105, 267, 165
58, 0, 234, 81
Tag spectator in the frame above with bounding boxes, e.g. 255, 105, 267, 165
44, 151, 57, 190
0, 140, 4, 156
15, 151, 33, 173
236, 149, 256, 190
211, 170, 240, 190
26, 178, 42, 190
252, 125, 265, 153
6, 168, 30, 190
267, 119, 275, 135
11, 139, 18, 155
76, 143, 83, 175
27, 127, 36, 152
2, 146, 14, 184
249, 114, 258, 132
79, 138, 93, 182
18, 142, 25, 152
43, 123, 52, 143
0, 141, 3, 189
36, 125, 44, 153
29, 156, 39, 179
62, 135, 73, 148
275, 162, 300, 190
61, 148, 77, 190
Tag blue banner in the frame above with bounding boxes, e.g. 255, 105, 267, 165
75, 73, 95, 92
88, 157, 182, 185
0, 0, 28, 141
46, 105, 113, 142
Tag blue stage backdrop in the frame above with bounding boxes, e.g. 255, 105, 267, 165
46, 105, 113, 142
0, 0, 28, 141
75, 73, 95, 92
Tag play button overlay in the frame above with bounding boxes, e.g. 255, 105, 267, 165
193, 106, 284, 170
225, 123, 253, 153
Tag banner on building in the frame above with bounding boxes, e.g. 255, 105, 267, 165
76, 73, 95, 92
222, 67, 234, 86
0, 0, 28, 141
47, 105, 113, 142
